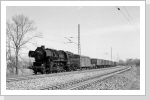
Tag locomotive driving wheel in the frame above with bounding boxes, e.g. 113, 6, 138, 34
45, 58, 53, 74
41, 67, 46, 74
43, 63, 47, 74
73, 65, 77, 71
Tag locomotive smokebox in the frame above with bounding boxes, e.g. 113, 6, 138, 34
29, 51, 35, 57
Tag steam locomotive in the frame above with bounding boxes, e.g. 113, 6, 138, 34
28, 45, 116, 74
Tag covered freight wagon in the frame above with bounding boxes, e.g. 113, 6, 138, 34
111, 61, 114, 66
102, 60, 107, 67
114, 62, 117, 66
80, 56, 91, 68
108, 61, 113, 67
106, 60, 110, 66
91, 59, 106, 68
71, 55, 91, 69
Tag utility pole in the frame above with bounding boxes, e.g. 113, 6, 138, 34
78, 24, 81, 67
111, 47, 112, 61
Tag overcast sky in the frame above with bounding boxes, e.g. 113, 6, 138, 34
6, 6, 140, 61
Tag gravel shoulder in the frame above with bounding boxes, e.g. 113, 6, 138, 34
83, 66, 140, 90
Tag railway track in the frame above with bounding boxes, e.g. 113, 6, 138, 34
6, 66, 126, 83
40, 66, 131, 90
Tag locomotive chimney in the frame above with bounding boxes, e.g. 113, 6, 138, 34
41, 45, 45, 49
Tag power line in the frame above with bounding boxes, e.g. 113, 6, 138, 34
42, 37, 63, 44
123, 6, 140, 31
48, 33, 64, 38
62, 42, 78, 49
64, 37, 78, 45
46, 33, 78, 45
42, 37, 78, 49
41, 32, 81, 50
116, 6, 140, 33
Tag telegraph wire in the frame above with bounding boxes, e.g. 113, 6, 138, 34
42, 37, 63, 44
64, 37, 78, 45
116, 6, 139, 33
123, 6, 140, 31
41, 37, 78, 49
48, 32, 64, 39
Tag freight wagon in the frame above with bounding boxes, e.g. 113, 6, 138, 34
91, 59, 103, 68
71, 55, 92, 69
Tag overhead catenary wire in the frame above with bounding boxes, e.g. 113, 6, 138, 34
64, 36, 90, 51
43, 33, 78, 46
102, 52, 118, 61
116, 6, 140, 33
123, 6, 140, 31
47, 32, 64, 39
41, 36, 78, 49
64, 37, 78, 45
42, 37, 63, 44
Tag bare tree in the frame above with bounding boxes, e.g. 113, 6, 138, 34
6, 20, 15, 73
118, 60, 125, 66
6, 14, 42, 75
126, 58, 140, 66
